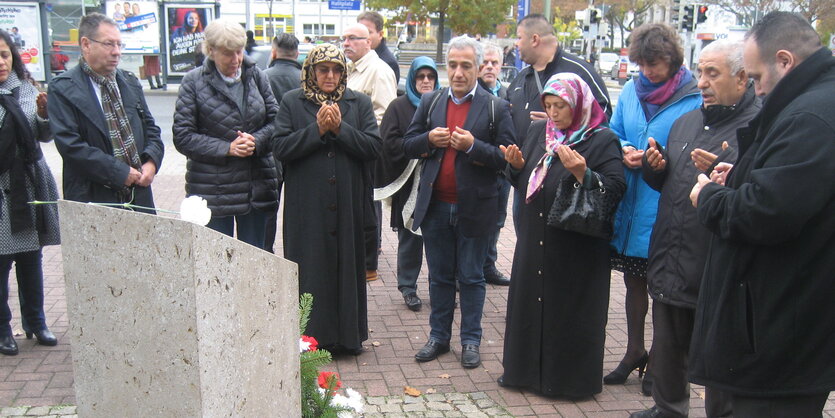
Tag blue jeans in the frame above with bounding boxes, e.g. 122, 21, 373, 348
484, 177, 511, 273
207, 209, 268, 250
421, 200, 489, 346
0, 250, 46, 337
396, 227, 424, 296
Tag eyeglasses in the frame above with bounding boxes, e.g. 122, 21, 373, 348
315, 65, 344, 76
339, 36, 367, 43
88, 38, 126, 51
415, 73, 436, 81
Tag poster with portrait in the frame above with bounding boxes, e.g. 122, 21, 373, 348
104, 0, 160, 53
0, 2, 45, 81
165, 4, 213, 75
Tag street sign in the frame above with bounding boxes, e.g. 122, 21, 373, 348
328, 0, 360, 10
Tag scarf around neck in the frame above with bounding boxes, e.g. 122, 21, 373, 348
635, 66, 691, 117
525, 73, 606, 203
80, 58, 142, 171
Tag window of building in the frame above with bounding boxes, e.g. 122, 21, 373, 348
302, 24, 335, 36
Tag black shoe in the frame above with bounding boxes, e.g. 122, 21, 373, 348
26, 329, 58, 346
484, 270, 510, 286
461, 344, 481, 369
603, 351, 649, 384
0, 335, 18, 355
497, 375, 506, 387
403, 293, 422, 312
415, 340, 450, 362
630, 406, 672, 418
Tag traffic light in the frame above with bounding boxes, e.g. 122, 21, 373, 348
681, 5, 695, 31
697, 5, 709, 24
590, 9, 600, 24
671, 0, 681, 27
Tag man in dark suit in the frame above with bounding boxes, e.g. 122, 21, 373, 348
262, 32, 301, 253
49, 13, 163, 212
404, 35, 515, 369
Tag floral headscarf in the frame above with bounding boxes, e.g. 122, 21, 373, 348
526, 73, 607, 203
302, 44, 347, 105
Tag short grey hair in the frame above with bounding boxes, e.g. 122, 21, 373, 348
447, 35, 483, 67
482, 42, 504, 63
701, 40, 744, 75
202, 18, 246, 55
79, 13, 118, 45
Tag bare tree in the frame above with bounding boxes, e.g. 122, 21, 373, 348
605, 0, 658, 48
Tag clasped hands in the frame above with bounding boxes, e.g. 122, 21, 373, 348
317, 102, 341, 136
124, 160, 157, 187
228, 131, 256, 158
428, 126, 475, 152
500, 144, 587, 183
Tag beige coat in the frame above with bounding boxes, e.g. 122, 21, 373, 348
347, 50, 396, 125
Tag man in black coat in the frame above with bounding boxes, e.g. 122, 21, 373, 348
507, 14, 610, 228
631, 40, 761, 418
689, 12, 835, 417
357, 11, 400, 84
49, 13, 163, 212
263, 32, 302, 253
404, 36, 515, 370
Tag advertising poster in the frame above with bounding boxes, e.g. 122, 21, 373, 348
165, 4, 213, 75
0, 2, 45, 81
105, 0, 160, 53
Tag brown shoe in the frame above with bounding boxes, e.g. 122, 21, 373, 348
366, 270, 378, 282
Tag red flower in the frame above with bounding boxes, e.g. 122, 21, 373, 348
301, 335, 318, 351
318, 371, 342, 394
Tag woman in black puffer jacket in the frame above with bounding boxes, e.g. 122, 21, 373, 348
173, 19, 279, 249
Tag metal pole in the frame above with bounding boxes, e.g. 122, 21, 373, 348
544, 0, 551, 22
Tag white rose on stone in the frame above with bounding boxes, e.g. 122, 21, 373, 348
179, 196, 212, 226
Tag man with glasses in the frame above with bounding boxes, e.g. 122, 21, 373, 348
357, 11, 400, 84
341, 23, 396, 283
48, 13, 163, 213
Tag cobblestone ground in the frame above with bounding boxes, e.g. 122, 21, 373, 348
1, 87, 833, 417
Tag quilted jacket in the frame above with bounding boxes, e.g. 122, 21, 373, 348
173, 56, 279, 217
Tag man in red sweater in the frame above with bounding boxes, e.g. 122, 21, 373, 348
403, 35, 516, 369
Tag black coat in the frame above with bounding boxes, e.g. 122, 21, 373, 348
507, 47, 611, 142
49, 66, 163, 209
173, 57, 279, 217
642, 86, 759, 309
403, 86, 516, 237
375, 39, 400, 84
273, 88, 380, 350
502, 121, 625, 397
690, 47, 835, 396
263, 57, 302, 184
376, 95, 417, 229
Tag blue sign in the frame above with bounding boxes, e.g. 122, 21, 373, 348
517, 0, 529, 20
328, 0, 360, 10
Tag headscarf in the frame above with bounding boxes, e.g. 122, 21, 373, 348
405, 56, 440, 107
301, 44, 347, 105
525, 73, 607, 203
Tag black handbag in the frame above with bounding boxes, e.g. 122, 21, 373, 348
547, 172, 620, 239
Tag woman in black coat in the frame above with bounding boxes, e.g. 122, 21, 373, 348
173, 19, 279, 250
273, 44, 380, 354
499, 73, 625, 398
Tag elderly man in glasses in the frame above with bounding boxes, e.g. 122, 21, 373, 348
341, 22, 396, 283
48, 13, 163, 213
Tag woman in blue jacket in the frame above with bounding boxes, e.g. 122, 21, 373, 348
605, 24, 701, 389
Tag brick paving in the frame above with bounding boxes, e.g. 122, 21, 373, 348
1, 86, 833, 416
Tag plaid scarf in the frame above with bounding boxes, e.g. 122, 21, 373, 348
80, 59, 142, 170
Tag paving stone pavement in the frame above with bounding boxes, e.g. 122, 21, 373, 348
1, 89, 833, 416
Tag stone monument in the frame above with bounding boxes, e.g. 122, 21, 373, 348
58, 201, 300, 417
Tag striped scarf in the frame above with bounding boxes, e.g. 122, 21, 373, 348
80, 59, 141, 170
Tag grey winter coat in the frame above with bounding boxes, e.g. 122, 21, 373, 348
641, 86, 759, 308
173, 56, 279, 217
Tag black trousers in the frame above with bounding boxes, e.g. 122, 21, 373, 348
732, 393, 829, 418
650, 300, 732, 417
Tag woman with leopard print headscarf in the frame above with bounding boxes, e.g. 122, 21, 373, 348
273, 44, 380, 355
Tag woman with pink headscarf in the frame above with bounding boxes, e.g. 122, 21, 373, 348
498, 73, 625, 398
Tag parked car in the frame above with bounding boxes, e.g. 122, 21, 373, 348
595, 52, 619, 78
610, 59, 639, 80
250, 42, 315, 70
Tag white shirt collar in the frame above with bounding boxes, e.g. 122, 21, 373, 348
448, 83, 478, 105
